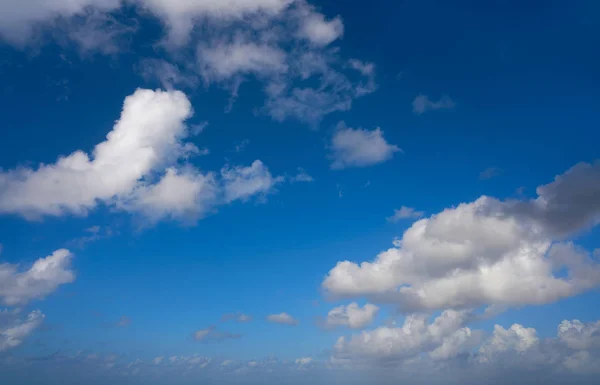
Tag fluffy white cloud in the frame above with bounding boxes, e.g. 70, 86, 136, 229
332, 315, 600, 372
0, 89, 292, 223
0, 309, 45, 352
323, 161, 600, 312
477, 324, 539, 363
324, 303, 379, 330
0, 249, 75, 306
296, 8, 343, 46
122, 167, 218, 224
412, 94, 456, 115
558, 319, 600, 351
329, 123, 400, 170
387, 206, 424, 222
0, 88, 192, 218
221, 160, 283, 203
334, 310, 479, 363
267, 312, 298, 325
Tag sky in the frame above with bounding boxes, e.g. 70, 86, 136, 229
0, 0, 599, 384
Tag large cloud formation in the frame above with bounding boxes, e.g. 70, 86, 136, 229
0, 89, 299, 222
323, 161, 600, 312
0, 0, 375, 125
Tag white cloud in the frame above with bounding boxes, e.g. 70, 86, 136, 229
333, 310, 480, 364
329, 123, 400, 170
0, 249, 75, 306
387, 206, 424, 222
558, 319, 600, 350
122, 167, 219, 224
221, 160, 283, 203
0, 1, 374, 125
412, 94, 456, 115
323, 161, 600, 312
0, 89, 291, 224
0, 88, 193, 218
477, 324, 539, 362
197, 40, 288, 82
324, 303, 379, 330
297, 9, 343, 46
0, 310, 45, 352
267, 312, 298, 325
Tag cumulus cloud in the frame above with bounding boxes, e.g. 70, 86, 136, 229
332, 314, 600, 373
387, 206, 424, 222
0, 249, 75, 306
0, 89, 291, 224
334, 310, 480, 364
194, 326, 242, 343
329, 123, 400, 170
323, 161, 600, 312
0, 88, 193, 218
324, 303, 379, 330
267, 312, 298, 325
412, 94, 456, 115
506, 161, 600, 238
0, 309, 45, 352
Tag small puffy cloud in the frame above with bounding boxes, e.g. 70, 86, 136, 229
297, 9, 344, 46
324, 303, 379, 330
0, 310, 45, 352
323, 161, 600, 312
387, 206, 424, 222
221, 160, 284, 203
194, 326, 242, 343
0, 249, 75, 306
329, 123, 400, 170
267, 312, 299, 326
412, 94, 456, 115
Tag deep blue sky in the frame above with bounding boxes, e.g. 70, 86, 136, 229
0, 1, 599, 384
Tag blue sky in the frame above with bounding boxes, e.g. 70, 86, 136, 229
0, 1, 599, 384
